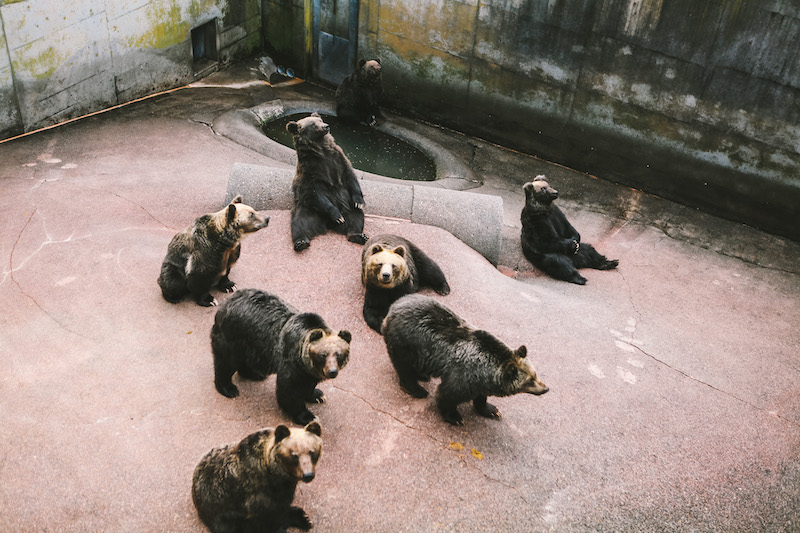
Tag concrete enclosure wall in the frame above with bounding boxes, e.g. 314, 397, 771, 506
0, 0, 262, 139
355, 0, 800, 241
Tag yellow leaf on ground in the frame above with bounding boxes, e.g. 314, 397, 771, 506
449, 442, 463, 451
471, 448, 484, 460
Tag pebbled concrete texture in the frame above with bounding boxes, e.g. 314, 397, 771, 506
0, 60, 798, 532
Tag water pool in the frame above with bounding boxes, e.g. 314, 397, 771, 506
261, 113, 437, 181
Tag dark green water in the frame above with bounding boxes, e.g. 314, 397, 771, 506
261, 113, 437, 181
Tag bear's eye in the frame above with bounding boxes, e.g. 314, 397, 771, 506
290, 452, 299, 462
309, 451, 318, 461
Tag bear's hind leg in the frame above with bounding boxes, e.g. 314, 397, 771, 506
539, 253, 587, 285
277, 374, 318, 425
474, 395, 502, 420
387, 347, 429, 398
291, 208, 327, 252
158, 265, 188, 303
213, 356, 239, 398
343, 208, 367, 245
573, 242, 618, 271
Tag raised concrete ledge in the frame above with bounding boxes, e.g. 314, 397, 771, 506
214, 98, 480, 191
226, 163, 503, 265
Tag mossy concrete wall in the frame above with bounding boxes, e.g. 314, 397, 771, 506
358, 0, 800, 241
0, 0, 261, 139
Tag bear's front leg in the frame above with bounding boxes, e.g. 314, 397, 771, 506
187, 272, 217, 307
306, 388, 325, 404
286, 506, 313, 531
277, 374, 317, 425
217, 275, 237, 293
473, 395, 502, 420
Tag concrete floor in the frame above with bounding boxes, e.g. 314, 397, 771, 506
1, 60, 798, 532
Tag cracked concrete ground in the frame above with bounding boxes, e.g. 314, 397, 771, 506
1, 60, 799, 532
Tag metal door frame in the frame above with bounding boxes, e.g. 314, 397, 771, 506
307, 0, 359, 83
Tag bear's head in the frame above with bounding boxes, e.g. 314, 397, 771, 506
363, 243, 410, 289
358, 58, 382, 82
286, 112, 330, 142
473, 331, 549, 397
271, 421, 323, 483
302, 329, 351, 380
217, 195, 269, 234
523, 175, 559, 207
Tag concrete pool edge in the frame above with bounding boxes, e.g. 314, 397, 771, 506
226, 162, 503, 265
213, 98, 480, 191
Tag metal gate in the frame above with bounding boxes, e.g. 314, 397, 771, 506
312, 0, 359, 85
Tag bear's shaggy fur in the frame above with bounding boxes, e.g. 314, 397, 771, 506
335, 58, 383, 126
287, 113, 367, 251
382, 294, 549, 426
361, 234, 450, 333
520, 176, 618, 285
157, 195, 269, 306
191, 421, 322, 533
211, 289, 351, 425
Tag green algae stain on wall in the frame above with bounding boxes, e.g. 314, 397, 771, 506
130, 0, 190, 49
15, 45, 64, 81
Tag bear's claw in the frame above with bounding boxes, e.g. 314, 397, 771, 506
294, 239, 310, 252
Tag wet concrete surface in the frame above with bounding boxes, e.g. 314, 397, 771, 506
0, 60, 799, 532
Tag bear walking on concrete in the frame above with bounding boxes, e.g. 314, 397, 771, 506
211, 289, 351, 425
336, 58, 383, 126
157, 195, 269, 306
361, 234, 450, 333
382, 294, 548, 426
287, 113, 367, 251
520, 176, 618, 285
192, 421, 322, 533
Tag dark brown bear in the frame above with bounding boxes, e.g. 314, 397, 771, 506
191, 421, 322, 533
211, 289, 351, 425
382, 294, 549, 426
361, 234, 450, 333
335, 58, 383, 126
520, 176, 618, 284
157, 195, 269, 306
287, 113, 367, 251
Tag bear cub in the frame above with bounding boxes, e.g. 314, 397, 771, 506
336, 58, 383, 126
382, 294, 549, 426
287, 113, 367, 251
211, 289, 351, 425
520, 176, 618, 285
192, 421, 322, 533
158, 195, 269, 306
361, 234, 450, 333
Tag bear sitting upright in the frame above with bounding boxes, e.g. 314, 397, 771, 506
382, 294, 549, 426
361, 234, 450, 333
336, 58, 383, 126
191, 421, 322, 533
157, 195, 269, 306
287, 113, 368, 251
520, 176, 618, 285
211, 288, 351, 425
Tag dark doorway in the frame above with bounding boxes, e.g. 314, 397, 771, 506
312, 0, 359, 85
191, 19, 218, 74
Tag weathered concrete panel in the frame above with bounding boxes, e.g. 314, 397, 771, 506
379, 0, 478, 58
0, 17, 22, 138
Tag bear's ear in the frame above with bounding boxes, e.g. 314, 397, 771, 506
305, 421, 322, 437
309, 329, 325, 343
311, 112, 321, 118
370, 244, 384, 255
375, 57, 381, 65
516, 345, 528, 359
358, 58, 366, 68
226, 203, 237, 224
286, 121, 299, 134
231, 194, 243, 204
393, 245, 406, 258
533, 175, 547, 182
338, 330, 352, 343
274, 425, 291, 443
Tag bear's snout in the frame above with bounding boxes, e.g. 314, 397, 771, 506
326, 367, 338, 379
302, 471, 315, 483
321, 123, 330, 134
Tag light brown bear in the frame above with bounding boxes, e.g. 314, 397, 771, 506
191, 421, 322, 533
158, 195, 269, 306
361, 234, 450, 333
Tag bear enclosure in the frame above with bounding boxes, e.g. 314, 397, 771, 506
2, 0, 799, 240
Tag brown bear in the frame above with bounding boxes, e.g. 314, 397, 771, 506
211, 289, 351, 425
191, 421, 322, 533
520, 176, 618, 284
381, 294, 549, 426
361, 234, 450, 333
335, 58, 383, 126
157, 195, 269, 306
287, 113, 367, 251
